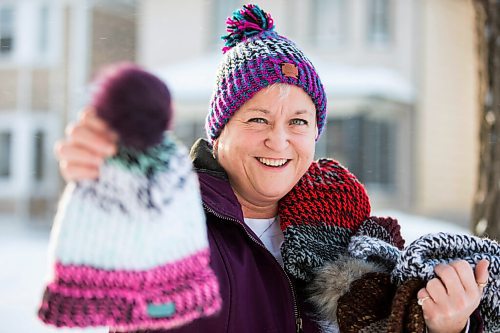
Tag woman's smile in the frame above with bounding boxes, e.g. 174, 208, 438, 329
256, 157, 291, 168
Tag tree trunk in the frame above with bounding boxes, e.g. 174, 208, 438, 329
472, 0, 500, 240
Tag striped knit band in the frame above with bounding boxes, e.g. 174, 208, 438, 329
205, 5, 327, 142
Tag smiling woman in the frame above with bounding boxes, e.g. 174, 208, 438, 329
52, 3, 492, 333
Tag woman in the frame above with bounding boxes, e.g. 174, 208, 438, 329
55, 4, 489, 333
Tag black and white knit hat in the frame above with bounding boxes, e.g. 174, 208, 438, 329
393, 232, 499, 332
38, 64, 221, 331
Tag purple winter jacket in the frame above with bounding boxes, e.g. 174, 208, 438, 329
121, 139, 322, 333
112, 139, 484, 333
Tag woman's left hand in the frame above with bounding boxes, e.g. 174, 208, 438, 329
417, 259, 490, 333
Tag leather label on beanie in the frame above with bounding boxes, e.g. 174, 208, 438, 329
281, 63, 299, 79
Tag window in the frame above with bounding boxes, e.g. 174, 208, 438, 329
0, 132, 12, 177
322, 115, 396, 187
0, 6, 14, 55
39, 5, 49, 55
314, 0, 347, 47
34, 131, 45, 181
367, 0, 391, 45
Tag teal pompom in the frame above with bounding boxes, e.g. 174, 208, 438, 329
221, 4, 275, 53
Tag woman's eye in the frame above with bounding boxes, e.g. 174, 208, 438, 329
248, 118, 268, 124
290, 118, 308, 125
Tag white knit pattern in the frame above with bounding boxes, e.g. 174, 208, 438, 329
392, 232, 499, 332
348, 235, 401, 269
50, 140, 207, 270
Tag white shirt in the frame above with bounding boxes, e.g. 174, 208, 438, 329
244, 217, 285, 266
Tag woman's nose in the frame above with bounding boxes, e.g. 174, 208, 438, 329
264, 125, 289, 151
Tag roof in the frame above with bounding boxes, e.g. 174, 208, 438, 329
153, 53, 415, 104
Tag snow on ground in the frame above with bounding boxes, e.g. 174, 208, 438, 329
0, 212, 470, 333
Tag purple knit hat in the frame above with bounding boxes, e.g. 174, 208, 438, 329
205, 4, 327, 142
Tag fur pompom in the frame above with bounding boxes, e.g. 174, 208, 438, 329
307, 256, 385, 324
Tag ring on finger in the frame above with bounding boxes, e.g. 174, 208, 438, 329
477, 281, 488, 289
417, 296, 431, 306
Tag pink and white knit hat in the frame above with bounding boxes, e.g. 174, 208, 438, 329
38, 64, 221, 331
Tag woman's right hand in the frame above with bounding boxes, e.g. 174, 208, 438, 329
54, 108, 118, 182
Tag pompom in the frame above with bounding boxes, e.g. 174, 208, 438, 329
91, 63, 172, 151
221, 4, 274, 53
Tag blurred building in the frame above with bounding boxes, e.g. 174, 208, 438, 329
0, 0, 136, 223
141, 0, 479, 225
0, 0, 479, 227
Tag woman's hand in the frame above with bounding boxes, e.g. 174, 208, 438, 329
54, 108, 117, 181
417, 259, 490, 333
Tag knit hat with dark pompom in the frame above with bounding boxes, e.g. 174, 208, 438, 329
38, 63, 221, 331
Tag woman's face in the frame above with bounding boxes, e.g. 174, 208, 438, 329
216, 84, 317, 212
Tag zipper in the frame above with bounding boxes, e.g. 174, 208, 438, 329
203, 203, 303, 333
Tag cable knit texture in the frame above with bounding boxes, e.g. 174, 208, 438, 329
392, 232, 499, 332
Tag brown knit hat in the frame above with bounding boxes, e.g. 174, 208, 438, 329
330, 268, 426, 333
386, 278, 426, 333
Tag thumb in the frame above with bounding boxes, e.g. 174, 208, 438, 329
474, 259, 490, 285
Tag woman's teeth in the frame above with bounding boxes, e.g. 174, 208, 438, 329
257, 157, 288, 167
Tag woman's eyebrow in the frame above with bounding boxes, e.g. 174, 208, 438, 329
294, 109, 314, 116
245, 108, 270, 114
244, 108, 314, 115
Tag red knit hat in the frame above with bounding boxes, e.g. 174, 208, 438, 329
278, 158, 371, 281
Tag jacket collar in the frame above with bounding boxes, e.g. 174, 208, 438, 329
189, 139, 244, 222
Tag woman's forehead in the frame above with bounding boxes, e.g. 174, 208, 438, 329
243, 85, 315, 108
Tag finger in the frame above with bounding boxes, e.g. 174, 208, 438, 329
434, 263, 465, 296
66, 124, 116, 157
426, 277, 448, 305
81, 108, 118, 142
56, 142, 105, 167
60, 161, 100, 181
78, 106, 96, 117
446, 260, 477, 292
53, 140, 66, 161
475, 259, 490, 289
417, 288, 434, 307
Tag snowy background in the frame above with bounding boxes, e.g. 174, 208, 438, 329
0, 211, 470, 333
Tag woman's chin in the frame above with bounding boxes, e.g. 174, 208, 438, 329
254, 186, 292, 202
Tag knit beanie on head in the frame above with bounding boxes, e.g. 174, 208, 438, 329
205, 4, 327, 142
278, 159, 371, 281
38, 63, 221, 331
